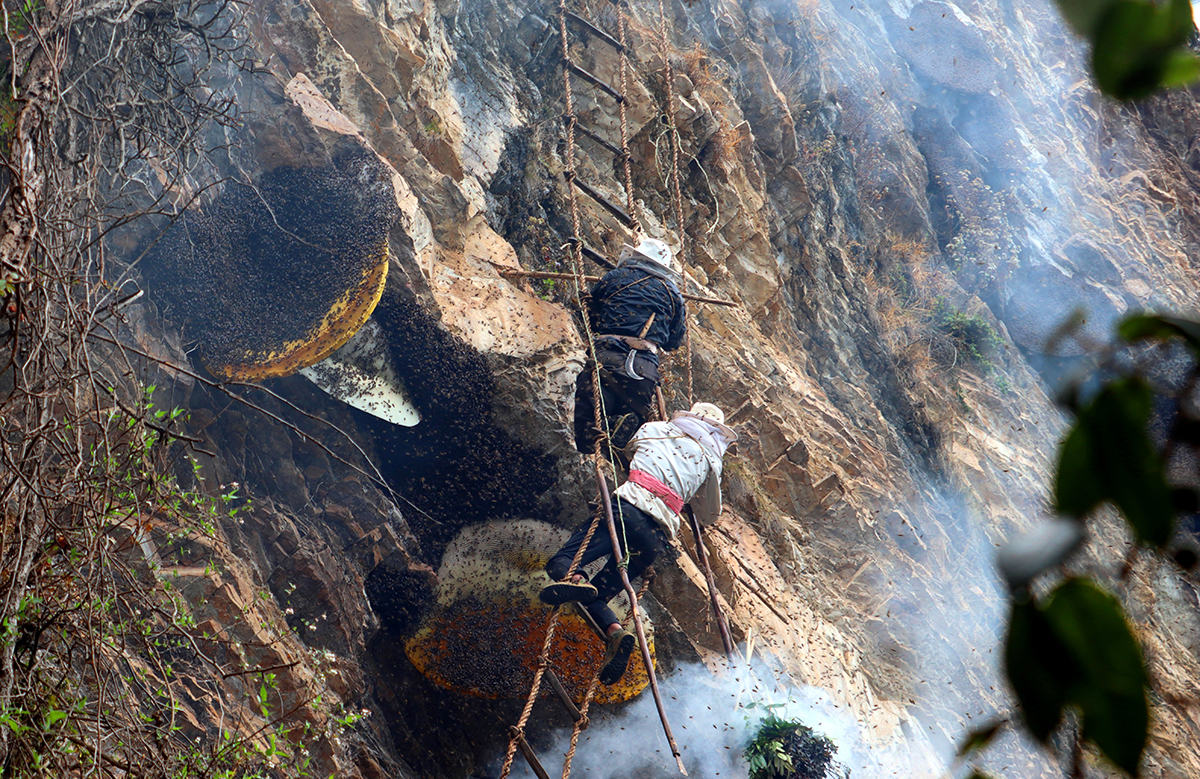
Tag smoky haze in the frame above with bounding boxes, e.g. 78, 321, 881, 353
497, 0, 1199, 773
513, 658, 868, 779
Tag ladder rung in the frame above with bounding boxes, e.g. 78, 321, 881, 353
561, 239, 619, 270
565, 60, 625, 102
567, 173, 636, 227
570, 600, 609, 637
582, 244, 616, 270
565, 117, 624, 158
545, 667, 584, 722
557, 238, 618, 270
510, 726, 552, 779
565, 11, 624, 52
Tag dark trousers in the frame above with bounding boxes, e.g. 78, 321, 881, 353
573, 343, 660, 455
545, 498, 667, 628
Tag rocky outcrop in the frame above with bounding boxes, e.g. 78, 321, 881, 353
121, 0, 1200, 776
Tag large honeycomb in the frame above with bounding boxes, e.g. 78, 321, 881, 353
143, 149, 399, 380
405, 520, 653, 705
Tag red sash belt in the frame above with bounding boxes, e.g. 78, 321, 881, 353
627, 469, 684, 515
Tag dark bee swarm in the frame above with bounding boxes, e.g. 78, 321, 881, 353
143, 149, 401, 371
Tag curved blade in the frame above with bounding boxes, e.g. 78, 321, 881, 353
300, 318, 420, 427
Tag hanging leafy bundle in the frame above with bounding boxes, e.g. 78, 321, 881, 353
745, 714, 838, 779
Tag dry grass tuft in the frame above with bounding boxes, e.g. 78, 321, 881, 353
709, 119, 750, 169
683, 42, 714, 91
864, 234, 961, 387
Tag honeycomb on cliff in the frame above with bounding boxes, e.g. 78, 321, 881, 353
405, 520, 653, 705
142, 149, 400, 380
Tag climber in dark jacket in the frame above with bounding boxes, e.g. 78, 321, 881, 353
574, 237, 687, 454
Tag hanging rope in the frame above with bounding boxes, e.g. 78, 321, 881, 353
559, 569, 655, 779
497, 506, 602, 779
499, 1, 632, 775
653, 0, 694, 405
502, 1, 694, 775
616, 6, 642, 230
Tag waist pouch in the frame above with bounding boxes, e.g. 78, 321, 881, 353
595, 341, 661, 383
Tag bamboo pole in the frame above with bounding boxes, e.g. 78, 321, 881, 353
655, 385, 668, 422
594, 462, 687, 776
684, 506, 735, 661
499, 269, 739, 307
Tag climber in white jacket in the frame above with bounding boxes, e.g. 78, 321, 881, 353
541, 402, 738, 685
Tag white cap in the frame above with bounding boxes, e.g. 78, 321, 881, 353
689, 401, 725, 426
619, 237, 679, 275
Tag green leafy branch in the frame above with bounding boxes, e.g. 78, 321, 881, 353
1053, 0, 1200, 98
744, 712, 838, 779
963, 313, 1200, 777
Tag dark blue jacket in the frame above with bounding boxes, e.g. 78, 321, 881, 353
588, 266, 686, 353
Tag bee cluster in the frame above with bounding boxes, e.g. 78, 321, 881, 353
404, 520, 652, 705
142, 149, 401, 376
367, 290, 559, 548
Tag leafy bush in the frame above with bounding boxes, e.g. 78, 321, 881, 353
935, 301, 1001, 368
745, 714, 837, 779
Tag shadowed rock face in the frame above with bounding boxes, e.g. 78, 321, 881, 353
143, 149, 399, 380
1001, 265, 1124, 357
890, 2, 1000, 94
111, 0, 1200, 775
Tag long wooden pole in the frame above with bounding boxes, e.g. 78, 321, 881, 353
594, 462, 687, 775
499, 269, 739, 307
654, 385, 668, 422
684, 506, 735, 661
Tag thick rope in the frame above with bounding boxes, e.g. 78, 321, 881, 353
559, 668, 603, 779
498, 507, 602, 779
560, 568, 654, 779
498, 605, 563, 779
653, 0, 694, 405
616, 7, 641, 229
499, 3, 633, 776
554, 0, 630, 567
504, 1, 704, 775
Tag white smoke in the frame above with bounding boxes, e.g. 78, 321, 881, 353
514, 656, 891, 779
509, 483, 1066, 778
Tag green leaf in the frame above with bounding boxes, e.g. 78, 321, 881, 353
1091, 0, 1196, 99
1054, 421, 1103, 518
1091, 378, 1175, 546
42, 709, 68, 729
955, 719, 1004, 759
1159, 50, 1200, 87
1043, 579, 1149, 774
1054, 0, 1120, 36
1055, 378, 1175, 546
0, 715, 28, 735
1119, 313, 1200, 353
1005, 600, 1072, 741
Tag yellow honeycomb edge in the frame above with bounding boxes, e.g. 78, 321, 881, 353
207, 245, 390, 382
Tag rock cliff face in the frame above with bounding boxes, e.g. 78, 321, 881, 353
130, 0, 1200, 776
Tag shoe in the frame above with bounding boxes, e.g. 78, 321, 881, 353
599, 628, 636, 685
539, 580, 598, 606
